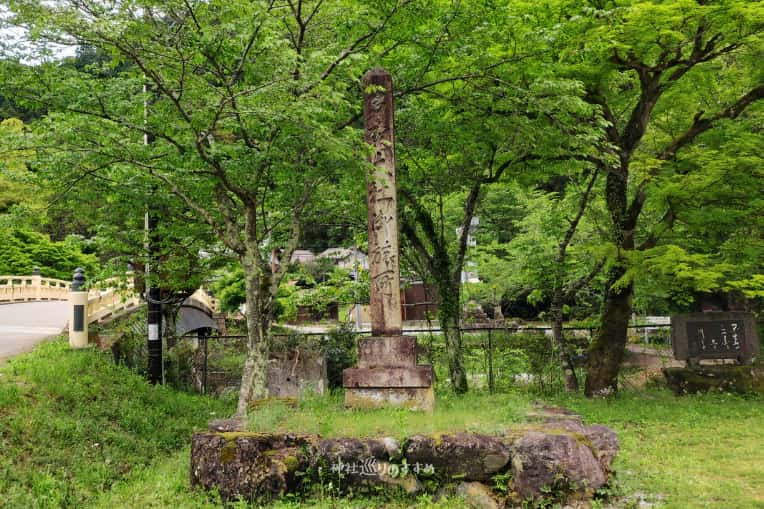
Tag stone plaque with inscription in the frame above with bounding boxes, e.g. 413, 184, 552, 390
342, 69, 434, 411
671, 312, 760, 365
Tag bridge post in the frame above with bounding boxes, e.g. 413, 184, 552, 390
32, 267, 41, 301
69, 268, 89, 349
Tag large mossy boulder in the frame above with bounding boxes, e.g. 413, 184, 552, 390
510, 430, 606, 499
190, 432, 315, 501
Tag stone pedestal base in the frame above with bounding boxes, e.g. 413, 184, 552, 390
343, 336, 434, 411
663, 362, 764, 395
345, 386, 435, 411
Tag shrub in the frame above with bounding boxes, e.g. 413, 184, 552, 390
0, 228, 97, 279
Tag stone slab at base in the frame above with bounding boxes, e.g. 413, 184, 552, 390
663, 362, 764, 395
344, 334, 434, 411
345, 386, 435, 411
343, 365, 433, 388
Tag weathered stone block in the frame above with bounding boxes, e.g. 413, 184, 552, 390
314, 436, 399, 464
357, 336, 417, 368
344, 335, 434, 410
267, 350, 327, 398
510, 430, 606, 499
404, 432, 511, 481
190, 432, 315, 501
343, 366, 433, 388
663, 362, 764, 395
344, 386, 435, 411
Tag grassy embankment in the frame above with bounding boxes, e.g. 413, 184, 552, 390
2, 337, 763, 508
0, 338, 231, 508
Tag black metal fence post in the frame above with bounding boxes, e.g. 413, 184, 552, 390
488, 328, 494, 393
203, 332, 209, 395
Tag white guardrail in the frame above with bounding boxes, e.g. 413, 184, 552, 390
1, 273, 140, 326
4, 270, 219, 349
86, 277, 142, 324
0, 275, 71, 302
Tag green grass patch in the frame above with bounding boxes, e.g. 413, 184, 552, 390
552, 389, 764, 509
0, 338, 233, 508
4, 339, 764, 508
247, 391, 530, 439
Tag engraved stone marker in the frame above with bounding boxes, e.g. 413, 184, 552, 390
343, 69, 434, 410
671, 312, 760, 365
364, 68, 403, 337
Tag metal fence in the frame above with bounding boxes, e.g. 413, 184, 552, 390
189, 323, 674, 395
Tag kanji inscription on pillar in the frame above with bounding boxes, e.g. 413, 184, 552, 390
364, 68, 402, 337
343, 68, 434, 411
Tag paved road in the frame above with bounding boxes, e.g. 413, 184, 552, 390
0, 301, 69, 362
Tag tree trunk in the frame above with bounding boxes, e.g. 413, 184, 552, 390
236, 255, 271, 416
584, 268, 632, 397
584, 168, 635, 397
550, 297, 579, 392
438, 278, 468, 393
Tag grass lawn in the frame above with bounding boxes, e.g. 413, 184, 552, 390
246, 391, 530, 438
2, 337, 763, 508
552, 389, 764, 509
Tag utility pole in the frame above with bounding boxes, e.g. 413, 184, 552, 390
144, 64, 163, 384
146, 211, 163, 384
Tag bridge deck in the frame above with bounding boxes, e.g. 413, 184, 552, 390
0, 301, 69, 362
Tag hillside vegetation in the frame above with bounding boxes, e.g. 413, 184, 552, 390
0, 339, 231, 508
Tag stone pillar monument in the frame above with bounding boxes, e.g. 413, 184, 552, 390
343, 69, 434, 411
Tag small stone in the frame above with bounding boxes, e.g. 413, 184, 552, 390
208, 417, 246, 432
456, 482, 500, 509
432, 484, 456, 502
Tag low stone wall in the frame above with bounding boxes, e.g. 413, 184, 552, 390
190, 408, 618, 506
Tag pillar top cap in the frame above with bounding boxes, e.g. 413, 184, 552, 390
363, 68, 392, 85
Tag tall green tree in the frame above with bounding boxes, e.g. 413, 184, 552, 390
2, 0, 421, 414
552, 0, 764, 395
386, 1, 605, 393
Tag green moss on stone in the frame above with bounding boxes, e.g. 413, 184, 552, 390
283, 455, 300, 472
220, 440, 237, 464
430, 432, 446, 446
218, 431, 270, 442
